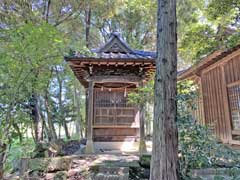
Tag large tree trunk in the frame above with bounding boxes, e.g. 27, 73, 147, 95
150, 0, 179, 179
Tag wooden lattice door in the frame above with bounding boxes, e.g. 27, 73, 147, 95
228, 83, 240, 130
94, 89, 138, 126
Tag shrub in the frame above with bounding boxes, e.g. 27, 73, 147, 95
177, 81, 240, 179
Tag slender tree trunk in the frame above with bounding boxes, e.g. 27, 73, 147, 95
139, 82, 147, 154
60, 98, 70, 139
145, 103, 150, 136
56, 69, 70, 139
44, 94, 57, 141
45, 0, 51, 23
74, 81, 83, 138
85, 6, 91, 48
31, 93, 43, 143
63, 122, 70, 139
60, 102, 70, 140
0, 107, 13, 179
58, 123, 61, 138
139, 103, 147, 154
13, 123, 23, 142
150, 0, 179, 179
40, 114, 49, 140
0, 143, 7, 179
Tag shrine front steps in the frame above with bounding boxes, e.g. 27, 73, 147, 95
95, 166, 129, 180
16, 154, 140, 180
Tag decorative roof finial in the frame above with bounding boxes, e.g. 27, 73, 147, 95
111, 31, 121, 37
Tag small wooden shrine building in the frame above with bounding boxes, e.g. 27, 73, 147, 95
65, 32, 155, 152
178, 44, 240, 145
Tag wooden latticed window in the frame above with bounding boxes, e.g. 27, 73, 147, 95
228, 83, 240, 130
94, 88, 138, 126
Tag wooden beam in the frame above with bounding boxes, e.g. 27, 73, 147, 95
66, 58, 155, 63
87, 75, 142, 83
93, 125, 140, 128
232, 130, 240, 135
227, 80, 240, 88
229, 139, 240, 145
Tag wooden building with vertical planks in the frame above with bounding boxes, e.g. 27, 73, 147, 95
65, 32, 155, 152
178, 44, 240, 145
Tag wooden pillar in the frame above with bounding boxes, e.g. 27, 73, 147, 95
199, 76, 206, 125
221, 65, 232, 143
85, 81, 94, 153
85, 89, 88, 138
139, 81, 147, 154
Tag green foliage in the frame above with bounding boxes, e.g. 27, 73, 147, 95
0, 22, 69, 175
178, 118, 214, 177
0, 0, 239, 178
127, 78, 154, 105
3, 22, 65, 90
177, 81, 199, 118
5, 138, 35, 172
120, 0, 157, 49
178, 24, 218, 62
206, 0, 240, 23
213, 176, 225, 180
178, 0, 240, 64
0, 22, 65, 138
0, 22, 65, 101
91, 0, 157, 50
177, 81, 240, 179
129, 80, 240, 178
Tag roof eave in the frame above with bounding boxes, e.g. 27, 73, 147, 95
178, 44, 240, 81
65, 56, 156, 62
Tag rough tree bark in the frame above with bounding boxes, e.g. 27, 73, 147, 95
150, 0, 179, 179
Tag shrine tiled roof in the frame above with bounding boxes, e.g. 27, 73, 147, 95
65, 32, 156, 61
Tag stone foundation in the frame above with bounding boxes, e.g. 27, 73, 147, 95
190, 168, 240, 179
